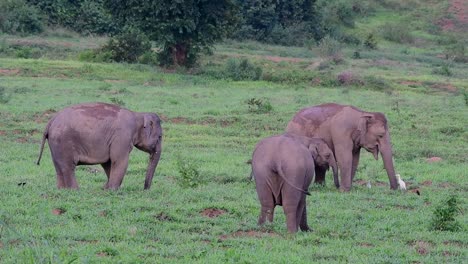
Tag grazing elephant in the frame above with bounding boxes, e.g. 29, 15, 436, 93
251, 133, 337, 233
286, 103, 398, 191
36, 102, 163, 190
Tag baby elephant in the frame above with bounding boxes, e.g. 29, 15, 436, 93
251, 134, 337, 233
36, 102, 162, 190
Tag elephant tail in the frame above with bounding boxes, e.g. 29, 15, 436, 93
276, 164, 311, 196
36, 119, 52, 165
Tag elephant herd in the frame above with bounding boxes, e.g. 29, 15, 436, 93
37, 102, 399, 233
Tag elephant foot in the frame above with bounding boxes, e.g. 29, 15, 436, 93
300, 226, 312, 232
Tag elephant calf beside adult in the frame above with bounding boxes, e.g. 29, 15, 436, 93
286, 103, 398, 191
251, 134, 337, 233
37, 102, 163, 190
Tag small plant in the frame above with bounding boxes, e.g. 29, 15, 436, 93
352, 50, 361, 59
246, 97, 273, 113
337, 71, 363, 86
176, 156, 201, 188
317, 35, 342, 58
109, 97, 125, 106
0, 86, 11, 104
363, 33, 378, 50
429, 195, 462, 232
462, 89, 468, 106
380, 22, 414, 43
432, 64, 452, 76
224, 58, 262, 81
15, 47, 32, 59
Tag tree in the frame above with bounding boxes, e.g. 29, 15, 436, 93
105, 0, 238, 67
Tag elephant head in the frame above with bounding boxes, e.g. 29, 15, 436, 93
308, 140, 339, 188
357, 113, 397, 189
135, 113, 163, 190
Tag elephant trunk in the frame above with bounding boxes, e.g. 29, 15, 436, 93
144, 141, 162, 190
380, 132, 398, 190
330, 154, 339, 189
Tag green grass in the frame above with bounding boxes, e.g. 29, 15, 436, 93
1, 1, 468, 260
0, 55, 467, 263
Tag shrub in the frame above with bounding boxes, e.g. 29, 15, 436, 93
431, 64, 452, 76
176, 157, 202, 188
380, 22, 414, 44
363, 33, 378, 50
101, 28, 152, 63
0, 86, 12, 104
224, 58, 262, 81
364, 76, 392, 92
0, 0, 44, 35
444, 38, 467, 63
246, 97, 273, 113
429, 195, 462, 232
337, 71, 363, 86
317, 35, 342, 58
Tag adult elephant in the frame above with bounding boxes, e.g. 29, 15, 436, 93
286, 103, 398, 191
36, 102, 163, 190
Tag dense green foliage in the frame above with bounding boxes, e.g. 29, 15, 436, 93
26, 0, 114, 35
104, 0, 238, 66
0, 0, 44, 35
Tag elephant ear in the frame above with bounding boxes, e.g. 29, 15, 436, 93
143, 114, 154, 139
358, 114, 372, 145
308, 144, 318, 160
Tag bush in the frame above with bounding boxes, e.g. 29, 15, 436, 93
176, 157, 202, 188
429, 195, 462, 232
224, 58, 262, 81
246, 97, 273, 113
431, 64, 452, 76
317, 35, 342, 58
380, 22, 414, 43
363, 33, 378, 50
0, 86, 12, 104
101, 28, 152, 63
337, 70, 363, 86
0, 0, 44, 35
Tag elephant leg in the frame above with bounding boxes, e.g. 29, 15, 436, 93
314, 166, 327, 186
105, 159, 129, 190
334, 145, 353, 192
283, 201, 299, 233
51, 149, 78, 189
299, 198, 310, 232
351, 148, 361, 181
257, 189, 275, 225
101, 160, 111, 179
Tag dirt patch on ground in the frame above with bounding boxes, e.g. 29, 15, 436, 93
219, 230, 277, 240
34, 109, 56, 123
357, 242, 374, 248
410, 241, 433, 255
430, 83, 458, 93
263, 55, 306, 63
169, 117, 196, 125
421, 180, 433, 186
0, 68, 21, 76
201, 208, 226, 218
52, 208, 66, 215
104, 79, 127, 84
400, 80, 423, 87
438, 182, 454, 188
154, 212, 174, 221
426, 157, 443, 163
439, 0, 468, 32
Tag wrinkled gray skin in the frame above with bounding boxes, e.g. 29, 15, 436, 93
36, 102, 163, 190
251, 134, 338, 233
287, 103, 398, 192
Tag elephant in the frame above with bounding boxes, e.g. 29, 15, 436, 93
36, 102, 163, 190
286, 103, 398, 191
251, 133, 338, 233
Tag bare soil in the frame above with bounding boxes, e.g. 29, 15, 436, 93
200, 208, 226, 218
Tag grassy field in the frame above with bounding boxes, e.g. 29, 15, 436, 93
1, 4, 467, 262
